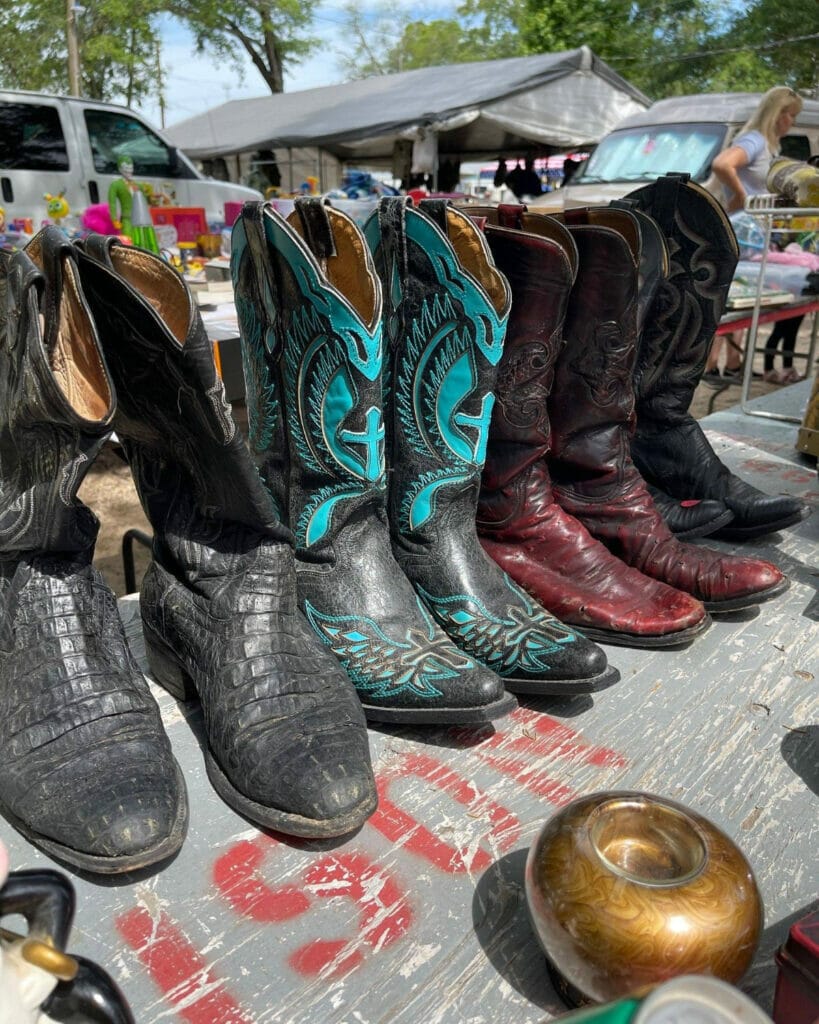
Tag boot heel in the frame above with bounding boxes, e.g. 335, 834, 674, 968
143, 625, 197, 701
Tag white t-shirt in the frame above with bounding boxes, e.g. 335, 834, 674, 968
733, 130, 775, 196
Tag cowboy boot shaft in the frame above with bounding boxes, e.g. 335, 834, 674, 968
480, 222, 576, 493
251, 199, 386, 554
230, 206, 291, 522
367, 198, 509, 544
0, 233, 112, 556
549, 223, 640, 494
76, 240, 283, 554
627, 175, 739, 426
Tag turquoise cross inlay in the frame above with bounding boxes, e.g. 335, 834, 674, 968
453, 391, 494, 465
339, 405, 384, 482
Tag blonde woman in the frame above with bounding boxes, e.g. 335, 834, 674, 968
712, 86, 804, 213
705, 87, 804, 379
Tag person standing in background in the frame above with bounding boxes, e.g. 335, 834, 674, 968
704, 86, 805, 380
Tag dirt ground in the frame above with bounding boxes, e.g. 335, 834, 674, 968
79, 321, 817, 598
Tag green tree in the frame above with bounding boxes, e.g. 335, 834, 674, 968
165, 0, 317, 93
0, 0, 163, 101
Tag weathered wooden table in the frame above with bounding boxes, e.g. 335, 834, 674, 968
3, 383, 817, 1024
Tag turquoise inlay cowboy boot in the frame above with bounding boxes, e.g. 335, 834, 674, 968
363, 197, 619, 696
233, 198, 514, 725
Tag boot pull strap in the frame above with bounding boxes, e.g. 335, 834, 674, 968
377, 196, 411, 284
653, 174, 686, 235
418, 199, 449, 233
293, 198, 336, 260
81, 234, 121, 269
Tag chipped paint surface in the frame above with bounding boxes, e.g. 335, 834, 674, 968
2, 385, 817, 1023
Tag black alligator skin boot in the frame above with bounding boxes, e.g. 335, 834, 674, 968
625, 173, 810, 540
363, 196, 618, 696
76, 235, 377, 839
0, 228, 188, 873
233, 199, 513, 723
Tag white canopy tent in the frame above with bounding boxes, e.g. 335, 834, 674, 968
165, 47, 650, 188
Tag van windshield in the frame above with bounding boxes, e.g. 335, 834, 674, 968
574, 123, 728, 185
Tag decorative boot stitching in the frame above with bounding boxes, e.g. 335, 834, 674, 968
303, 597, 477, 700
416, 577, 577, 677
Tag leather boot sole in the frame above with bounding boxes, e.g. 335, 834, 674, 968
577, 615, 711, 649
503, 664, 621, 696
0, 763, 189, 875
702, 576, 790, 613
360, 692, 517, 725
713, 507, 812, 542
144, 625, 377, 839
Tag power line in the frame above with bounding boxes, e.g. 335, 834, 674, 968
606, 31, 819, 65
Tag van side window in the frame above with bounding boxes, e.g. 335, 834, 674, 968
780, 135, 811, 162
83, 109, 196, 179
0, 103, 69, 171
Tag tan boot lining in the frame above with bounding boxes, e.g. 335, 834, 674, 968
445, 208, 507, 314
109, 247, 190, 344
519, 214, 579, 277
25, 239, 111, 420
287, 209, 377, 328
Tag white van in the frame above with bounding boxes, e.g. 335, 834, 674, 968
0, 90, 261, 228
539, 92, 819, 210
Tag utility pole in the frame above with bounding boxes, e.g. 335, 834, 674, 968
66, 0, 81, 96
155, 40, 166, 129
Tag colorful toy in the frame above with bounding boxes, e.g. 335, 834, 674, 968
80, 203, 118, 236
108, 156, 159, 253
43, 191, 70, 226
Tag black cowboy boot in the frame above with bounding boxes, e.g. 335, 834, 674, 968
0, 228, 187, 873
364, 196, 619, 694
233, 199, 513, 723
543, 207, 787, 612
625, 173, 810, 539
472, 206, 708, 647
76, 235, 376, 838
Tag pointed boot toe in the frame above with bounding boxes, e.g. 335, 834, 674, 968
208, 704, 377, 839
701, 558, 789, 613
717, 488, 812, 540
87, 770, 188, 867
505, 632, 621, 697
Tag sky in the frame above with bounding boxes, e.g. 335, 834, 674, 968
134, 5, 454, 131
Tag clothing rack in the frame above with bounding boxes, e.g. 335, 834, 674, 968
739, 193, 819, 423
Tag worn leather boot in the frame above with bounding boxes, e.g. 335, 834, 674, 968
76, 235, 377, 838
546, 207, 788, 612
362, 196, 624, 686
0, 228, 188, 872
233, 199, 512, 723
625, 173, 810, 539
471, 206, 709, 647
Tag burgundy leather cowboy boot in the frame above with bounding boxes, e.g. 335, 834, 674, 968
625, 173, 810, 540
472, 206, 710, 647
546, 207, 788, 612
0, 228, 188, 873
